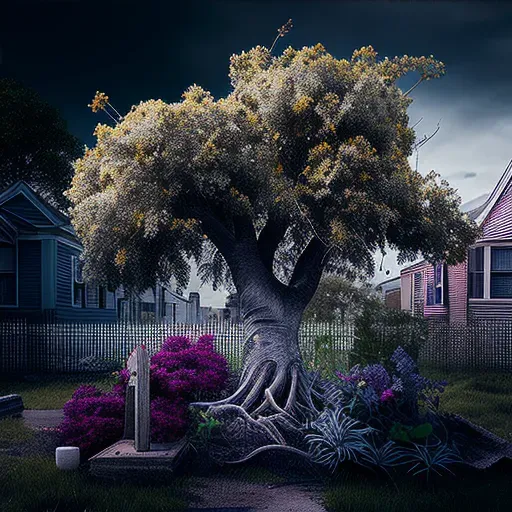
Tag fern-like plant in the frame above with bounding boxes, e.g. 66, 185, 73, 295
305, 407, 374, 472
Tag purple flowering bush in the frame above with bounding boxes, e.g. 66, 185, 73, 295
312, 346, 461, 478
59, 334, 230, 458
59, 386, 125, 457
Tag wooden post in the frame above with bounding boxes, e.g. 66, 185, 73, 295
126, 345, 150, 452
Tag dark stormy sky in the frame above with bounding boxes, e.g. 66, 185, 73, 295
2, 0, 512, 303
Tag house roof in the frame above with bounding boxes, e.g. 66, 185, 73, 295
0, 181, 70, 227
398, 159, 512, 275
374, 275, 401, 291
468, 158, 512, 226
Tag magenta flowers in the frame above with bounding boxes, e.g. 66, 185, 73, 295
380, 388, 395, 402
59, 334, 230, 457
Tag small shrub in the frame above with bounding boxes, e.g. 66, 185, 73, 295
60, 334, 230, 457
349, 298, 428, 369
312, 346, 461, 479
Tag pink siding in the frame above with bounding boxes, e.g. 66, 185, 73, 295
482, 183, 512, 239
448, 261, 467, 324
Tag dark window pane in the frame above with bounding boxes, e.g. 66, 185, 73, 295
435, 286, 442, 304
0, 273, 16, 305
469, 247, 484, 272
0, 245, 15, 272
469, 272, 484, 298
426, 282, 434, 305
491, 273, 512, 298
141, 302, 155, 312
74, 283, 83, 307
491, 247, 512, 271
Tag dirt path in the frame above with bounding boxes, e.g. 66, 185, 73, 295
187, 477, 327, 511
22, 409, 63, 429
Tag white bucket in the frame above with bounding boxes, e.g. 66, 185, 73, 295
55, 446, 80, 470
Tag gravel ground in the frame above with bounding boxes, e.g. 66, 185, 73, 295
188, 477, 327, 512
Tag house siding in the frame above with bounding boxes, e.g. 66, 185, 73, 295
448, 261, 468, 324
2, 194, 53, 226
18, 240, 41, 310
422, 265, 448, 320
55, 241, 116, 323
482, 184, 512, 239
468, 300, 512, 321
401, 262, 448, 320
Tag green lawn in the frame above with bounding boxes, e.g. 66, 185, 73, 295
0, 373, 114, 409
421, 367, 512, 442
0, 416, 34, 443
324, 367, 512, 511
0, 454, 190, 512
323, 465, 512, 512
1, 368, 512, 511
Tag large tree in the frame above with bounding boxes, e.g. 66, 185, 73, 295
66, 44, 479, 459
0, 79, 82, 209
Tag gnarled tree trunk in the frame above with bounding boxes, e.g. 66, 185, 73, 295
191, 221, 327, 462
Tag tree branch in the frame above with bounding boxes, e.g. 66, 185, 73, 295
288, 236, 328, 305
191, 206, 236, 262
257, 213, 289, 272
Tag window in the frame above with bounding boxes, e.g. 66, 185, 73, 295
159, 287, 166, 319
98, 286, 107, 309
426, 263, 445, 305
491, 247, 512, 298
0, 243, 16, 306
468, 247, 484, 298
71, 256, 86, 307
434, 264, 443, 304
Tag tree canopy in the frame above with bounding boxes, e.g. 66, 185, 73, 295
0, 79, 82, 209
67, 44, 479, 295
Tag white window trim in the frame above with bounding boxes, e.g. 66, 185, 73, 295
470, 244, 512, 300
0, 239, 18, 308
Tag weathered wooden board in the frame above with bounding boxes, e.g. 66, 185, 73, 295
126, 345, 150, 451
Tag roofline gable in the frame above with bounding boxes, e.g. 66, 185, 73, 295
0, 181, 70, 227
473, 158, 512, 226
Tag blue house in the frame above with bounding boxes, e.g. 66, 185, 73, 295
0, 181, 118, 323
0, 181, 204, 324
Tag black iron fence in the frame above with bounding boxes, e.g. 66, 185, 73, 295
1, 318, 511, 375
0, 319, 354, 374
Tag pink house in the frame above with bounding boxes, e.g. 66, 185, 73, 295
400, 159, 512, 323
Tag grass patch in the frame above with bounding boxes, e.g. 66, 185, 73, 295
0, 454, 190, 512
0, 374, 114, 410
324, 465, 512, 512
421, 367, 512, 442
0, 416, 34, 443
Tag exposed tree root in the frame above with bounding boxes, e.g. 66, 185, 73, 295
190, 359, 323, 464
224, 444, 311, 464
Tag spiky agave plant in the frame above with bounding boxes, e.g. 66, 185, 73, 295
358, 438, 410, 477
305, 407, 374, 472
400, 436, 462, 479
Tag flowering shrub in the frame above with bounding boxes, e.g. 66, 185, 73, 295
312, 346, 459, 479
59, 386, 125, 458
59, 334, 229, 457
